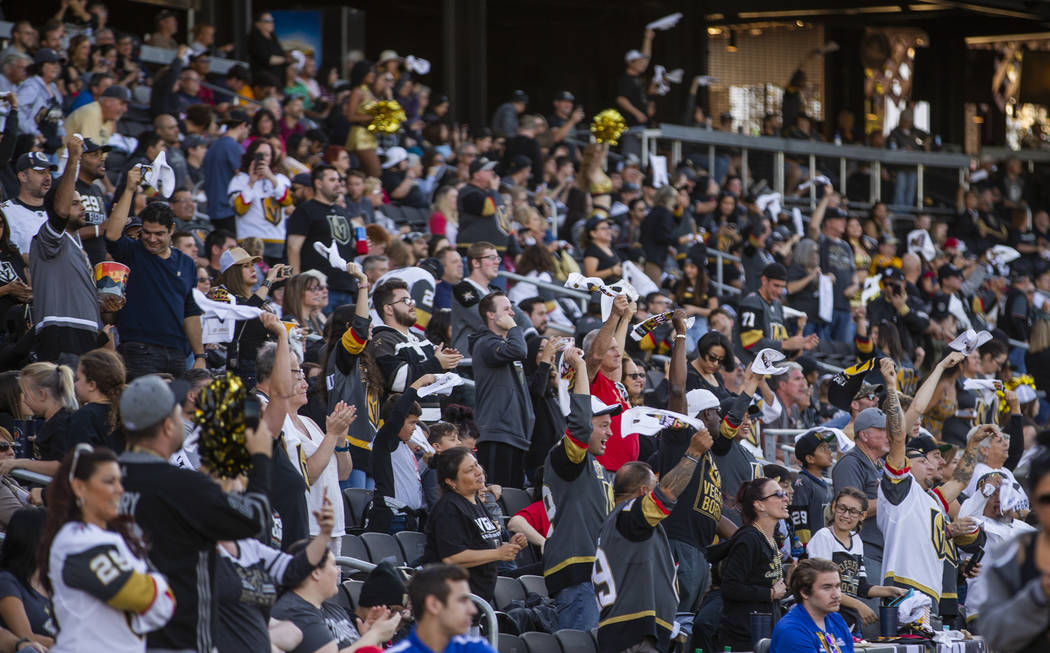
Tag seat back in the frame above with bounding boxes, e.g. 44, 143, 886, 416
555, 629, 596, 653
499, 487, 533, 518
520, 631, 561, 653
360, 532, 406, 565
517, 574, 548, 597
493, 575, 527, 610
342, 488, 373, 532
340, 534, 369, 562
343, 579, 364, 611
497, 633, 527, 653
394, 530, 427, 565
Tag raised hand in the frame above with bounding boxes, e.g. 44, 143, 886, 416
326, 401, 357, 436
313, 487, 335, 536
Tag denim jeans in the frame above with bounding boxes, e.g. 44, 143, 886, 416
684, 316, 708, 355
119, 341, 188, 381
325, 290, 358, 315
894, 170, 917, 208
670, 539, 711, 613
342, 470, 374, 491
818, 308, 854, 343
554, 581, 600, 631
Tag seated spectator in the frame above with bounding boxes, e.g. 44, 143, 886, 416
429, 185, 459, 245
420, 421, 461, 510
0, 507, 53, 648
69, 349, 125, 449
6, 363, 78, 478
401, 564, 496, 653
380, 146, 427, 209
769, 558, 855, 653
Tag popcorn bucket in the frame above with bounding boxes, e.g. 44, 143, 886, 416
95, 262, 130, 297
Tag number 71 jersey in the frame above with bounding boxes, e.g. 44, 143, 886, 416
48, 521, 175, 653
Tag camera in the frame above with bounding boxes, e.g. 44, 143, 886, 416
243, 394, 261, 430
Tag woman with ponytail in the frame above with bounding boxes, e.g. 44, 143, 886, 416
1, 363, 78, 477
70, 349, 126, 450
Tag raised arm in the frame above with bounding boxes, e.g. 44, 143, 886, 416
904, 351, 965, 434
938, 425, 993, 504
103, 165, 141, 241
53, 135, 83, 222
585, 294, 628, 383
806, 183, 832, 240
881, 357, 907, 471
667, 309, 688, 414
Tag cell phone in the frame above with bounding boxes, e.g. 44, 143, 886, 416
254, 152, 265, 163
962, 547, 985, 576
243, 394, 261, 431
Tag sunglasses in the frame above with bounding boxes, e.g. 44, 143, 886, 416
1036, 494, 1050, 506
760, 490, 787, 500
0, 442, 11, 452
705, 353, 725, 364
625, 372, 645, 380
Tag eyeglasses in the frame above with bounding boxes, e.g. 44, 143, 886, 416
625, 372, 645, 380
478, 254, 501, 262
0, 442, 12, 452
260, 16, 274, 22
69, 443, 94, 487
835, 505, 863, 516
387, 297, 416, 307
307, 285, 328, 292
760, 490, 787, 500
705, 353, 725, 364
197, 276, 211, 284
1036, 494, 1050, 506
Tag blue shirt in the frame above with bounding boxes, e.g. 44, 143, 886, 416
68, 89, 94, 113
201, 134, 244, 221
435, 280, 453, 310
770, 603, 854, 653
386, 629, 497, 653
106, 237, 201, 349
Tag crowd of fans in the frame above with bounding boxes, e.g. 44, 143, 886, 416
0, 4, 1045, 653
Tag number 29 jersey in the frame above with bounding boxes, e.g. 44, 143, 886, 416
48, 521, 175, 653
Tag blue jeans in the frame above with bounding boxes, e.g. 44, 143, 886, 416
554, 581, 599, 631
118, 341, 189, 381
342, 470, 374, 491
1009, 346, 1027, 375
894, 170, 917, 208
670, 539, 711, 613
325, 289, 358, 315
685, 316, 708, 355
818, 308, 853, 343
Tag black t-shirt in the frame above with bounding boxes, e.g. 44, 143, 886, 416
67, 402, 110, 448
424, 491, 502, 601
33, 407, 73, 461
583, 244, 621, 279
76, 179, 108, 267
0, 248, 28, 318
380, 169, 427, 209
786, 263, 819, 316
616, 73, 647, 127
286, 199, 359, 293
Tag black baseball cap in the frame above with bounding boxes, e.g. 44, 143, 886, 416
82, 138, 112, 154
16, 152, 57, 173
510, 89, 528, 103
33, 48, 62, 65
219, 109, 250, 127
795, 429, 837, 464
505, 154, 531, 176
761, 262, 787, 281
880, 266, 903, 282
585, 214, 612, 232
938, 263, 963, 281
554, 90, 575, 102
906, 434, 952, 459
291, 172, 312, 187
469, 157, 498, 176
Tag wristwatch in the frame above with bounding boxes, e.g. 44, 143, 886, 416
193, 352, 206, 360
262, 280, 273, 289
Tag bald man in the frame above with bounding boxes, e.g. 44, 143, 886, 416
154, 113, 190, 191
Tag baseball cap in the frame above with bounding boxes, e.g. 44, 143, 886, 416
510, 89, 528, 103
100, 84, 132, 102
120, 375, 178, 431
291, 172, 312, 187
219, 246, 262, 274
880, 266, 903, 282
505, 154, 531, 176
625, 49, 649, 63
591, 395, 623, 418
906, 434, 952, 459
381, 146, 408, 169
938, 263, 963, 281
686, 389, 720, 417
16, 152, 57, 173
554, 90, 575, 102
853, 407, 887, 434
795, 429, 837, 464
219, 109, 250, 127
33, 48, 62, 65
854, 381, 884, 402
943, 237, 966, 251
930, 293, 950, 319
761, 262, 787, 281
584, 214, 612, 233
183, 134, 207, 150
82, 138, 112, 154
469, 157, 498, 176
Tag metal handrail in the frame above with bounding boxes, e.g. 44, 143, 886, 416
200, 80, 263, 106
336, 556, 498, 645
11, 469, 52, 486
497, 271, 590, 301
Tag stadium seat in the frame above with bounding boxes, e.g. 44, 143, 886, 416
395, 530, 427, 565
342, 488, 373, 532
555, 629, 596, 653
498, 633, 527, 653
756, 638, 771, 653
360, 532, 406, 565
493, 576, 527, 610
520, 631, 561, 653
518, 574, 548, 597
331, 581, 352, 614
340, 534, 369, 562
499, 487, 532, 518
343, 579, 364, 610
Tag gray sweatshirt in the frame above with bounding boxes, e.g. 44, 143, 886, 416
979, 533, 1050, 652
469, 325, 535, 451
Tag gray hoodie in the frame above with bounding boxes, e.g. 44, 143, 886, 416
979, 532, 1050, 652
469, 325, 535, 451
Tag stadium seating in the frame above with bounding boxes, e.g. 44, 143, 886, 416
360, 532, 406, 566
493, 576, 527, 610
395, 530, 427, 565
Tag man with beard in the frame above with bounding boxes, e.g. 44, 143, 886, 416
105, 185, 205, 379
30, 136, 114, 362
286, 164, 361, 311
75, 138, 112, 266
2, 152, 55, 259
877, 354, 987, 617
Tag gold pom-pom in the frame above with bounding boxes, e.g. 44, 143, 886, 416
364, 100, 407, 134
194, 373, 253, 478
590, 109, 628, 145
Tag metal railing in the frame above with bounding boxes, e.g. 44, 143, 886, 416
11, 469, 51, 486
336, 556, 498, 645
497, 270, 590, 311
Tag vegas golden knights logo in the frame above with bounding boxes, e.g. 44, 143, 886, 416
930, 507, 957, 565
263, 198, 282, 226
328, 215, 351, 245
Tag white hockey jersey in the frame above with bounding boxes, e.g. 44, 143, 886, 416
49, 522, 175, 653
228, 171, 292, 243
877, 462, 954, 603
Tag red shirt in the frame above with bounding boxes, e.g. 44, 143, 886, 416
514, 500, 551, 537
591, 370, 635, 471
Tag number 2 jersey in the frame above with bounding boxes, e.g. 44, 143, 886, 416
48, 521, 175, 653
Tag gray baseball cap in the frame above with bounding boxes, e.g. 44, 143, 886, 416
853, 407, 887, 434
120, 375, 177, 431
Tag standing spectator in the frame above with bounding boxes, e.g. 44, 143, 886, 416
118, 374, 275, 653
582, 215, 622, 283
788, 429, 836, 549
69, 349, 125, 449
368, 377, 430, 534
736, 263, 819, 356
424, 447, 527, 603
0, 22, 36, 63
470, 291, 534, 489
73, 138, 111, 267
202, 110, 251, 234
429, 185, 459, 245
65, 84, 129, 151
0, 209, 32, 321
17, 49, 63, 146
490, 90, 527, 139
29, 140, 110, 364
434, 246, 463, 310
640, 186, 678, 284
154, 113, 190, 192
809, 191, 857, 342
548, 90, 585, 144
399, 565, 498, 653
105, 192, 204, 379
615, 31, 654, 130
5, 363, 76, 478
456, 159, 504, 254
0, 53, 31, 97
584, 294, 634, 472
286, 165, 360, 310
592, 429, 708, 653
228, 138, 293, 262
451, 242, 530, 353
247, 11, 286, 83
886, 109, 929, 208
41, 446, 176, 651
149, 10, 180, 49
3, 153, 54, 259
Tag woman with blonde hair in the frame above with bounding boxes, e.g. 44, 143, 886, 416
1025, 317, 1050, 396
429, 185, 459, 245
2, 364, 78, 477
